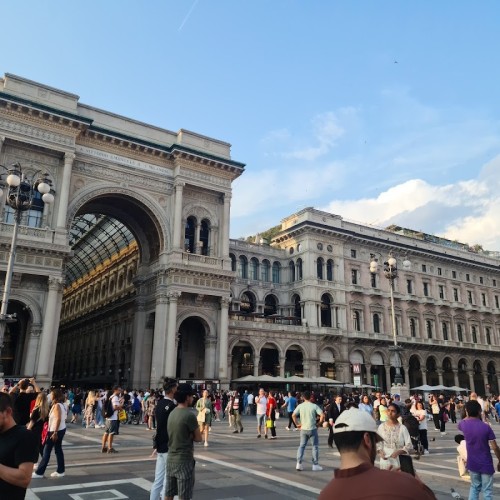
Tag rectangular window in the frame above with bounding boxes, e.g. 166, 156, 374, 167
452, 270, 457, 279
371, 273, 377, 288
422, 264, 427, 272
496, 296, 499, 308
454, 288, 459, 302
437, 267, 442, 276
423, 283, 429, 297
482, 293, 487, 306
351, 269, 358, 285
407, 280, 413, 294
467, 291, 473, 304
466, 273, 470, 281
439, 285, 445, 299
479, 277, 484, 284
493, 279, 497, 287
351, 249, 357, 258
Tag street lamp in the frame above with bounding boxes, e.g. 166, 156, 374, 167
369, 251, 411, 387
0, 163, 55, 380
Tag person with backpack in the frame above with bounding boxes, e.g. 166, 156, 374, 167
411, 400, 430, 455
101, 386, 122, 454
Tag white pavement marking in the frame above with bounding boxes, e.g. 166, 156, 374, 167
65, 430, 105, 444
193, 453, 322, 495
27, 478, 153, 500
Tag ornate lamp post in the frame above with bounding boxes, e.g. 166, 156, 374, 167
369, 251, 411, 388
0, 163, 55, 380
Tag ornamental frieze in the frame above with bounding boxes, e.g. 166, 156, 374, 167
0, 116, 75, 147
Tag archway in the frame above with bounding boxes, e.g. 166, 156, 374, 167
231, 342, 254, 379
487, 362, 498, 395
54, 191, 165, 387
319, 348, 336, 379
442, 357, 454, 387
408, 355, 422, 389
426, 356, 439, 386
458, 359, 469, 389
240, 291, 256, 314
473, 360, 485, 396
260, 343, 280, 376
177, 317, 207, 379
285, 345, 304, 377
350, 350, 367, 387
370, 351, 386, 391
320, 294, 332, 327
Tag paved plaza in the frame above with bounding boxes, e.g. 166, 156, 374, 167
26, 414, 497, 500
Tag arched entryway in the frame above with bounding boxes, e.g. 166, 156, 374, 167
473, 360, 485, 395
370, 351, 386, 391
231, 342, 254, 379
442, 357, 454, 387
285, 345, 304, 377
350, 350, 367, 387
458, 358, 469, 389
408, 355, 422, 389
319, 348, 336, 379
177, 317, 207, 379
259, 343, 280, 376
426, 356, 439, 386
487, 362, 498, 395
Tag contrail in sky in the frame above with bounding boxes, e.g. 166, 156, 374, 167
179, 0, 199, 31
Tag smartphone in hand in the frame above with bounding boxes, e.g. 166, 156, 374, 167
399, 454, 416, 476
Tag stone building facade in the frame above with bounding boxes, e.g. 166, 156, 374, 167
1, 74, 499, 393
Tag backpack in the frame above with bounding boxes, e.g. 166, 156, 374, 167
132, 397, 141, 412
402, 414, 420, 437
104, 397, 114, 419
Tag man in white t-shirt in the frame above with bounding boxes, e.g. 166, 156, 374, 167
101, 386, 122, 454
255, 388, 267, 438
246, 392, 254, 415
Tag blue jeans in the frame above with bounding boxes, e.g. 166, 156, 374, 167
469, 472, 494, 500
36, 429, 66, 475
149, 451, 167, 500
296, 428, 319, 465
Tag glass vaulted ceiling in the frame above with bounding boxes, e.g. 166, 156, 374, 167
66, 214, 135, 286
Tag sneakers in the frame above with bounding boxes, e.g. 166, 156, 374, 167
101, 447, 108, 453
204, 442, 208, 447
232, 430, 239, 434
270, 436, 277, 440
240, 427, 244, 433
257, 434, 261, 438
312, 464, 323, 471
50, 472, 65, 477
32, 472, 44, 478
441, 432, 447, 436
107, 448, 118, 454
296, 462, 303, 471
285, 426, 290, 430
424, 450, 430, 455
264, 435, 268, 439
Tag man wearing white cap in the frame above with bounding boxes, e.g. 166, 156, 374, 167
318, 408, 436, 499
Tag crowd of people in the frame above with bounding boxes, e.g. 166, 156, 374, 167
3, 377, 500, 499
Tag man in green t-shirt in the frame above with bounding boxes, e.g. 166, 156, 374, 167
292, 391, 324, 471
166, 384, 202, 500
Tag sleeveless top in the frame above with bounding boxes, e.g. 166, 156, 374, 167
49, 403, 67, 432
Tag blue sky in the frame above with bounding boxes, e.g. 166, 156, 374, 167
3, 1, 500, 248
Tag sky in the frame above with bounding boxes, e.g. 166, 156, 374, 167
2, 1, 500, 249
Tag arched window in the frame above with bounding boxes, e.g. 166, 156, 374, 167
373, 313, 380, 333
457, 324, 463, 342
317, 257, 324, 279
353, 311, 361, 331
289, 261, 295, 282
272, 262, 280, 283
472, 326, 477, 344
293, 295, 301, 318
264, 295, 278, 316
200, 219, 210, 255
426, 320, 433, 339
261, 260, 270, 282
486, 327, 491, 345
321, 294, 332, 327
442, 322, 448, 340
326, 259, 334, 281
239, 256, 248, 279
297, 258, 303, 280
184, 216, 196, 253
229, 253, 237, 272
249, 258, 259, 281
240, 291, 256, 313
410, 318, 416, 337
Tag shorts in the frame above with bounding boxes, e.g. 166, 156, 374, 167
104, 419, 119, 435
257, 414, 266, 427
166, 459, 196, 499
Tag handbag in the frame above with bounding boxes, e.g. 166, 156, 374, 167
266, 419, 274, 429
41, 421, 49, 445
118, 409, 128, 423
197, 407, 207, 423
275, 410, 280, 420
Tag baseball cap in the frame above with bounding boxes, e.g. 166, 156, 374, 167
333, 408, 384, 441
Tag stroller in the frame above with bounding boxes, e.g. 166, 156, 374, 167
402, 413, 423, 459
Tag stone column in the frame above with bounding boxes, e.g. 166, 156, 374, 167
130, 298, 149, 388
253, 355, 261, 377
36, 277, 64, 385
218, 297, 230, 381
150, 290, 169, 386
484, 373, 490, 394
437, 369, 444, 386
56, 152, 75, 228
22, 326, 42, 376
365, 363, 372, 385
279, 356, 286, 378
304, 300, 317, 327
468, 370, 475, 392
221, 193, 231, 259
195, 223, 202, 254
385, 365, 392, 389
452, 369, 459, 387
421, 369, 427, 385
401, 365, 409, 386
172, 181, 184, 249
205, 337, 217, 379
165, 291, 181, 378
